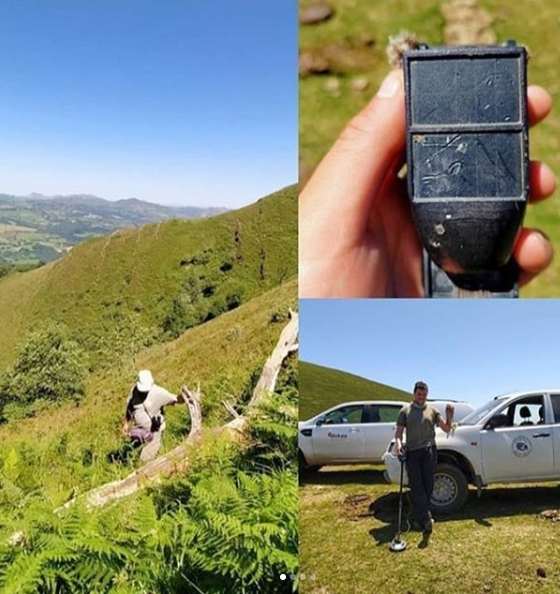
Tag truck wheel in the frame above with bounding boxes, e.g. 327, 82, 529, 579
431, 463, 468, 514
298, 450, 321, 474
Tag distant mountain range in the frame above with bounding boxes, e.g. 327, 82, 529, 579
0, 193, 227, 264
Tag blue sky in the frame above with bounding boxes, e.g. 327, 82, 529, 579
301, 300, 560, 407
0, 0, 296, 207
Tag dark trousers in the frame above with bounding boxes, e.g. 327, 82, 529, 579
405, 445, 437, 525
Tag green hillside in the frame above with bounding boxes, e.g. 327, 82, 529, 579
0, 279, 298, 593
0, 279, 297, 506
0, 183, 298, 593
0, 184, 297, 370
299, 360, 410, 420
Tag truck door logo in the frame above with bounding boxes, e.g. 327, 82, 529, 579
512, 436, 532, 458
327, 432, 348, 439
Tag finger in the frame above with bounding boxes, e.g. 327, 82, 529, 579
301, 69, 405, 236
513, 228, 554, 286
527, 85, 553, 128
370, 158, 423, 297
529, 161, 557, 203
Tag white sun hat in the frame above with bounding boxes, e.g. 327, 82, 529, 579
137, 369, 154, 392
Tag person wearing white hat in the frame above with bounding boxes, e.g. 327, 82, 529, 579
121, 369, 186, 462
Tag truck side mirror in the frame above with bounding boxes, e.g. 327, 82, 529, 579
316, 416, 326, 427
486, 413, 509, 430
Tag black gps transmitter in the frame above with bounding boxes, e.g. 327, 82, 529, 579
403, 42, 528, 297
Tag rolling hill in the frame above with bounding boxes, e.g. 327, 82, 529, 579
0, 192, 226, 264
299, 361, 411, 420
0, 184, 297, 370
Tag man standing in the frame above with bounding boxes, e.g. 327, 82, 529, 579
121, 369, 185, 462
395, 381, 454, 533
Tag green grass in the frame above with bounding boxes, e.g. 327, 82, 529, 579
300, 464, 560, 594
0, 278, 297, 512
0, 184, 297, 370
0, 225, 65, 263
299, 361, 410, 420
0, 324, 298, 593
0, 195, 227, 265
300, 0, 560, 296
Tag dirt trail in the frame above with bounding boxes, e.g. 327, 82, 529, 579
442, 0, 497, 45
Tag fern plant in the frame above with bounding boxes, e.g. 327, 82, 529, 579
0, 341, 299, 594
0, 499, 164, 594
150, 467, 297, 594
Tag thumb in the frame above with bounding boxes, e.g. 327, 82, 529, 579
302, 69, 406, 225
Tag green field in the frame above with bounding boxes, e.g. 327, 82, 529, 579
299, 361, 410, 420
300, 0, 560, 297
0, 281, 298, 593
0, 223, 66, 263
299, 358, 560, 594
300, 465, 560, 594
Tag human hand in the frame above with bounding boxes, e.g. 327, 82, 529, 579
446, 404, 455, 420
299, 69, 556, 297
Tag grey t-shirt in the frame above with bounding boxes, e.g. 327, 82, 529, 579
396, 402, 442, 451
126, 384, 178, 432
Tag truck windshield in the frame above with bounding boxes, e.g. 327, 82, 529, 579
459, 399, 499, 425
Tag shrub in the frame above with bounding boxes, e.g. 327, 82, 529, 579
161, 296, 199, 339
4, 323, 88, 406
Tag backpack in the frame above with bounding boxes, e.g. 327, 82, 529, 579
126, 388, 163, 444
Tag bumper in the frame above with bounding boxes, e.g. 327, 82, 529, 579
382, 451, 409, 486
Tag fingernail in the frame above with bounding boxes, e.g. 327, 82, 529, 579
376, 70, 402, 98
530, 230, 554, 264
535, 229, 551, 244
543, 163, 557, 193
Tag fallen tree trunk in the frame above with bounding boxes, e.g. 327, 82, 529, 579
59, 311, 298, 510
225, 309, 298, 433
58, 385, 203, 511
249, 309, 298, 408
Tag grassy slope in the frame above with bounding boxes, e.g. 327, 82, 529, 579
0, 279, 297, 514
0, 184, 297, 369
300, 466, 560, 594
299, 361, 410, 420
300, 0, 560, 297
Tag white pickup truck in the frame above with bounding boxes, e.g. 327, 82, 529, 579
298, 399, 474, 471
383, 390, 560, 513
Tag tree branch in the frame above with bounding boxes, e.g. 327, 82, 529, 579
248, 310, 298, 409
56, 311, 298, 511
58, 385, 203, 511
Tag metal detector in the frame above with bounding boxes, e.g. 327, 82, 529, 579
389, 451, 408, 552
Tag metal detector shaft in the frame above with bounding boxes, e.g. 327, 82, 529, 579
396, 457, 405, 535
389, 453, 408, 552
